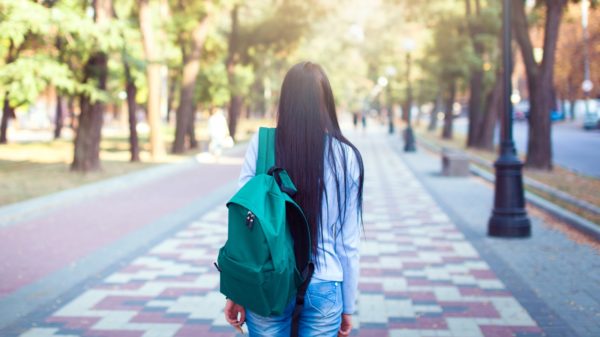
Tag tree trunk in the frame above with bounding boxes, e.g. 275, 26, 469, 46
54, 95, 65, 139
172, 14, 211, 153
466, 0, 485, 148
566, 79, 575, 120
512, 0, 566, 170
526, 1, 565, 170
72, 53, 108, 172
54, 36, 66, 140
442, 82, 456, 139
1, 42, 19, 144
526, 78, 553, 169
228, 95, 243, 140
226, 5, 241, 141
428, 92, 442, 132
172, 53, 196, 153
466, 68, 485, 146
0, 95, 14, 144
472, 29, 506, 151
139, 0, 165, 159
166, 74, 177, 124
68, 96, 76, 129
187, 110, 198, 149
253, 77, 267, 118
72, 0, 112, 172
569, 99, 575, 120
124, 60, 140, 162
414, 104, 423, 127
550, 86, 558, 112
474, 73, 502, 151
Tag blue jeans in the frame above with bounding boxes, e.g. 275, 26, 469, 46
245, 279, 343, 337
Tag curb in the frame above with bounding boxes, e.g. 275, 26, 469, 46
470, 165, 600, 242
416, 136, 600, 242
417, 136, 600, 216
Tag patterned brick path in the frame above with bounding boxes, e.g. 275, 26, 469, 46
16, 132, 544, 337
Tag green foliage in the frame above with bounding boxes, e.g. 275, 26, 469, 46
538, 0, 598, 7
0, 55, 77, 106
110, 1, 148, 106
292, 1, 403, 109
414, 76, 440, 105
0, 0, 51, 47
0, 0, 506, 122
196, 62, 230, 107
230, 64, 255, 97
0, 0, 125, 108
239, 0, 323, 61
0, 1, 77, 106
426, 13, 473, 88
169, 0, 212, 38
468, 3, 502, 96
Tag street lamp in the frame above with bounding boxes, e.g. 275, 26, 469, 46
581, 0, 594, 120
348, 23, 365, 44
386, 66, 397, 134
377, 76, 388, 120
403, 38, 416, 152
487, 0, 531, 238
377, 76, 388, 88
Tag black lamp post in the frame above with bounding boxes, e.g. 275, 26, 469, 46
388, 84, 395, 134
581, 0, 594, 117
386, 66, 397, 134
487, 0, 531, 238
403, 40, 416, 152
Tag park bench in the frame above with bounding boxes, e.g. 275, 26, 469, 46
441, 148, 470, 177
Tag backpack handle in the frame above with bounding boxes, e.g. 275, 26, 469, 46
257, 127, 275, 174
268, 167, 297, 197
257, 127, 297, 197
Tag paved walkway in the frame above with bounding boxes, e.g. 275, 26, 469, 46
1, 127, 598, 337
0, 149, 245, 332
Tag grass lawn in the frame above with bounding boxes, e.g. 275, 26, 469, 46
0, 118, 271, 207
413, 123, 600, 225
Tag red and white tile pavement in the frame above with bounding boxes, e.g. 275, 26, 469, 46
18, 135, 544, 337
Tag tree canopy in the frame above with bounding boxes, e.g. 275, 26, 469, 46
0, 0, 596, 171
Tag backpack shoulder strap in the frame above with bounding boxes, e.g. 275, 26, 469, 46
256, 127, 276, 174
291, 262, 314, 337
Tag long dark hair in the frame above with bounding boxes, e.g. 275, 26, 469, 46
275, 61, 364, 260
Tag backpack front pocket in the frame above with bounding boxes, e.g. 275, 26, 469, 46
218, 247, 274, 315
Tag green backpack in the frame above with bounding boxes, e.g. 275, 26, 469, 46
217, 127, 314, 320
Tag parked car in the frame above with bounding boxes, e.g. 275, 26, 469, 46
517, 100, 565, 122
550, 109, 565, 121
581, 99, 599, 130
513, 100, 529, 121
572, 99, 599, 129
583, 110, 598, 130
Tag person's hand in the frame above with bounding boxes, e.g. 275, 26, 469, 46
338, 313, 352, 337
224, 299, 246, 333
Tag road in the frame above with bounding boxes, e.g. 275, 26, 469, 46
451, 118, 600, 178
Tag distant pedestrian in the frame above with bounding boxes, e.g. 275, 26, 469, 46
361, 111, 367, 130
352, 111, 359, 129
223, 62, 365, 337
207, 108, 232, 159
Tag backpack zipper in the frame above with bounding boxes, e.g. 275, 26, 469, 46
246, 211, 255, 230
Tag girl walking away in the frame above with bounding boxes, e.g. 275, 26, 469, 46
223, 62, 365, 337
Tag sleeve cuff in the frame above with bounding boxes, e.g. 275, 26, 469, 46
343, 306, 356, 315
